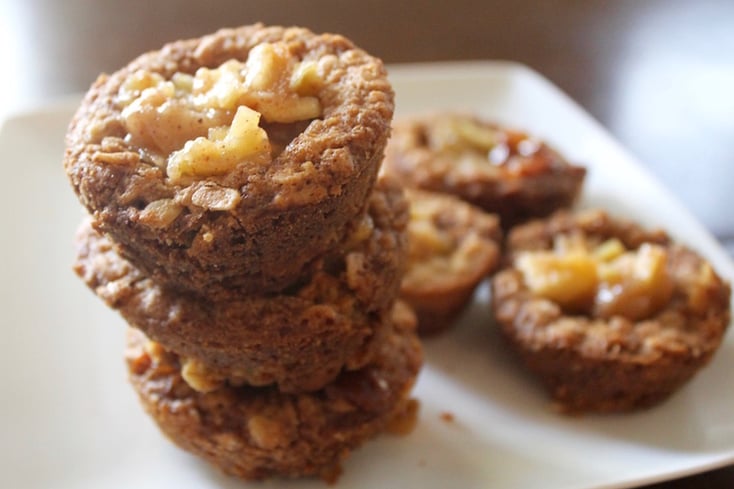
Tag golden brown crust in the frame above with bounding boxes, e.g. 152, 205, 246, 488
491, 209, 731, 413
382, 112, 586, 228
74, 180, 409, 393
124, 305, 422, 481
64, 24, 394, 295
401, 189, 502, 335
505, 208, 670, 257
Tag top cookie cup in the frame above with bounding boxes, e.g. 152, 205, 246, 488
64, 24, 394, 294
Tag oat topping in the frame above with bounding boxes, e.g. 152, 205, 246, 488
138, 198, 184, 228
117, 42, 325, 183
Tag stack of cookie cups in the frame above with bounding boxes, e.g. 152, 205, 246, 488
65, 25, 422, 481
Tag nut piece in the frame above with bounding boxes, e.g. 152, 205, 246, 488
247, 415, 289, 450
180, 358, 224, 393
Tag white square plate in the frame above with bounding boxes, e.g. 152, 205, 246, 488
1, 62, 732, 489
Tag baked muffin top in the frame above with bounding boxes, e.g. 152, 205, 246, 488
494, 209, 731, 360
65, 23, 394, 217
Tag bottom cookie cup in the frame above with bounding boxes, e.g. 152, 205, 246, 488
491, 209, 731, 414
125, 302, 423, 481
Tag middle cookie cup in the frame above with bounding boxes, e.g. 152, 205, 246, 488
74, 179, 409, 394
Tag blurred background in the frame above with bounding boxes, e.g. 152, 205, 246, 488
1, 0, 732, 249
0, 0, 732, 487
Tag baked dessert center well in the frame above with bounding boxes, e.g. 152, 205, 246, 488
117, 41, 324, 182
424, 116, 549, 178
515, 233, 682, 321
405, 193, 493, 284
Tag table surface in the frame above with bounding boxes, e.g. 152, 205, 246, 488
1, 1, 732, 487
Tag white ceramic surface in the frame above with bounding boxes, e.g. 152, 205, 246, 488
1, 62, 732, 489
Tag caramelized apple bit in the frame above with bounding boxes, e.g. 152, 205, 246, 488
242, 43, 322, 122
386, 398, 420, 436
517, 236, 675, 321
454, 119, 502, 151
424, 116, 551, 176
167, 105, 270, 183
404, 199, 457, 284
593, 238, 626, 262
594, 244, 674, 321
407, 199, 454, 260
516, 251, 598, 313
290, 60, 322, 96
404, 195, 500, 289
116, 42, 324, 182
119, 70, 232, 167
686, 262, 719, 314
409, 220, 454, 259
